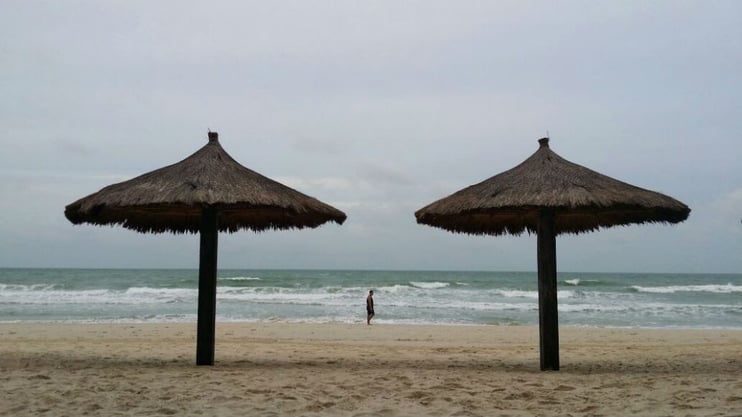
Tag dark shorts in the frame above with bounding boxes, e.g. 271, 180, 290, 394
367, 309, 375, 315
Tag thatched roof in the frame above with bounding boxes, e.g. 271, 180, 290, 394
65, 132, 347, 233
415, 138, 690, 236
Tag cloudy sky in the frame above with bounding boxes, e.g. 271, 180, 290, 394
1, 1, 740, 273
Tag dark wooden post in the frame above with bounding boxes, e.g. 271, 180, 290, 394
537, 209, 559, 371
196, 206, 219, 365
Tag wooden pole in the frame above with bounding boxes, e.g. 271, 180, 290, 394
537, 209, 560, 371
196, 206, 219, 366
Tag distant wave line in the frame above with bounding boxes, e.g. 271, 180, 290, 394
221, 276, 262, 281
631, 284, 742, 294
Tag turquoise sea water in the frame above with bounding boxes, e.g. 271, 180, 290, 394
0, 269, 739, 328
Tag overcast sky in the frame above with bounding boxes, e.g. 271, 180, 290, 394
1, 1, 740, 273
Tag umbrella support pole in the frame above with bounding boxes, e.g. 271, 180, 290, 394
196, 207, 219, 366
537, 210, 560, 371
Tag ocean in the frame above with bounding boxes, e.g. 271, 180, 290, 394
0, 269, 739, 329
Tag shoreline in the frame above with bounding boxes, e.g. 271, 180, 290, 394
2, 318, 742, 331
1, 323, 741, 416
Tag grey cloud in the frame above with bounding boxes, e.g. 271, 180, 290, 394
0, 1, 740, 272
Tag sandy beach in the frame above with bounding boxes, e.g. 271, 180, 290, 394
0, 323, 740, 416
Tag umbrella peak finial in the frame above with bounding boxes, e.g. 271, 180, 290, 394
538, 137, 549, 148
208, 131, 218, 143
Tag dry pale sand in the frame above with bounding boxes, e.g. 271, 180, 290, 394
0, 322, 740, 416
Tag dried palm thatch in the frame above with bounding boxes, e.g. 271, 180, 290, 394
415, 138, 690, 235
65, 132, 346, 233
415, 137, 690, 371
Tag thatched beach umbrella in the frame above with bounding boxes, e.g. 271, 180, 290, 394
65, 132, 346, 365
415, 138, 689, 370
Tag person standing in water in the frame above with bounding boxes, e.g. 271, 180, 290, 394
366, 290, 375, 325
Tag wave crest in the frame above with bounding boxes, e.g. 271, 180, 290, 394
632, 284, 742, 294
409, 281, 450, 289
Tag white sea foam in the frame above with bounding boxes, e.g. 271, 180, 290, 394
495, 289, 576, 299
558, 303, 633, 313
409, 281, 450, 289
125, 287, 196, 303
376, 284, 415, 294
0, 283, 58, 292
222, 276, 261, 281
217, 286, 353, 306
632, 283, 742, 294
564, 279, 600, 286
0, 286, 198, 305
432, 301, 534, 312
